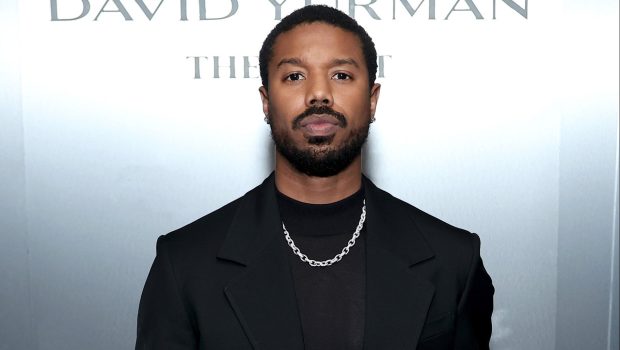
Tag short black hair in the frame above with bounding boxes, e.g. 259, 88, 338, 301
259, 5, 377, 90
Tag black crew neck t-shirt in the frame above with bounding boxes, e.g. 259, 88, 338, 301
277, 188, 366, 350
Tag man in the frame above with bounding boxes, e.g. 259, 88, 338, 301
136, 5, 493, 350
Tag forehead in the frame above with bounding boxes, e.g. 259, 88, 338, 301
270, 22, 365, 68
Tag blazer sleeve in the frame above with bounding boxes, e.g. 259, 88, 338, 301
136, 235, 198, 350
454, 234, 494, 350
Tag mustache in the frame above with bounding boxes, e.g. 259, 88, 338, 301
292, 106, 347, 129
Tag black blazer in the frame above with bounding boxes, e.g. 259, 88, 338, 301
136, 173, 494, 349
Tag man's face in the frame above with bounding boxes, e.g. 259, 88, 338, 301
260, 22, 380, 177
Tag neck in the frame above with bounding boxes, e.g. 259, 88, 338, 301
274, 152, 363, 204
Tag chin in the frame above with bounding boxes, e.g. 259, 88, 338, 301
305, 134, 336, 146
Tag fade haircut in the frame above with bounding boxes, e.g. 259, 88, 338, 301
259, 5, 377, 91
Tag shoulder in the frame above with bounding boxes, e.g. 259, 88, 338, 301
372, 183, 488, 297
161, 195, 241, 244
405, 196, 480, 253
369, 180, 481, 261
153, 176, 269, 266
151, 196, 241, 270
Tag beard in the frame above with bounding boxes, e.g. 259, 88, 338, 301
269, 106, 371, 178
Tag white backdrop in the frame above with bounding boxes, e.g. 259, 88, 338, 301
1, 0, 618, 349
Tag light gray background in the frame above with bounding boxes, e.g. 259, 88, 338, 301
1, 0, 618, 349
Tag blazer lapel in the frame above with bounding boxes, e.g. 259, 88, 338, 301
363, 176, 436, 350
218, 174, 304, 350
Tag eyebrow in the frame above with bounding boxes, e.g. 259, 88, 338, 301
276, 58, 302, 69
331, 58, 359, 68
275, 57, 360, 69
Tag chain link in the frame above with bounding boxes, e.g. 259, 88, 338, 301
282, 200, 366, 267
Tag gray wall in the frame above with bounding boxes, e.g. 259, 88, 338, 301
556, 110, 619, 350
0, 1, 33, 349
1, 0, 618, 349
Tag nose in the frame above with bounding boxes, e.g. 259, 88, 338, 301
305, 77, 333, 107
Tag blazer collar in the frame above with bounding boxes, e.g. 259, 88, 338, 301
361, 175, 436, 348
217, 173, 282, 266
217, 173, 435, 266
362, 174, 435, 266
218, 172, 436, 349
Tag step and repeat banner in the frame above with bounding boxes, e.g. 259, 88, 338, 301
3, 0, 618, 349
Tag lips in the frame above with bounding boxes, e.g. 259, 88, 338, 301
299, 114, 340, 127
298, 114, 341, 136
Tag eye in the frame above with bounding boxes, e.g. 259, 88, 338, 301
332, 72, 352, 80
285, 72, 305, 81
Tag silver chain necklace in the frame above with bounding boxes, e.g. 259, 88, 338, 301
282, 199, 366, 267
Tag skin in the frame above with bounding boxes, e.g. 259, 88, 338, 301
259, 22, 381, 204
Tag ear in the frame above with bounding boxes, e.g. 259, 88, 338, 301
259, 86, 270, 118
369, 83, 381, 119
